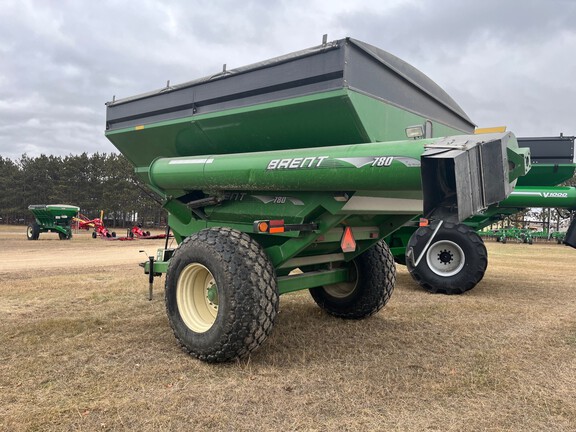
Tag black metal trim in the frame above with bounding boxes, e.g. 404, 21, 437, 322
107, 71, 344, 127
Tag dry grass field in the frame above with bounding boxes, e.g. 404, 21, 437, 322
1, 224, 575, 431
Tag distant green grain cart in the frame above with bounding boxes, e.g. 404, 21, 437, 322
27, 204, 80, 240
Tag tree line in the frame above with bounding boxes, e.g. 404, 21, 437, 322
0, 153, 164, 228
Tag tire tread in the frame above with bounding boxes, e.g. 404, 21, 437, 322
165, 227, 278, 362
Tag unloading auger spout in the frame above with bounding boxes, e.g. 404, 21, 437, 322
145, 132, 521, 225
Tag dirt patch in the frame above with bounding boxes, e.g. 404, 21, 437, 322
0, 226, 172, 275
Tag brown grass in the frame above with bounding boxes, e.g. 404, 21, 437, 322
1, 225, 575, 431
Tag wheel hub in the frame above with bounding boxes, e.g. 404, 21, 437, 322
438, 249, 454, 265
322, 261, 359, 299
206, 283, 218, 305
426, 240, 465, 277
176, 263, 219, 333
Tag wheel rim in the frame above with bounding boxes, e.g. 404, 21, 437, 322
27, 226, 32, 238
323, 261, 358, 299
426, 240, 465, 277
177, 263, 218, 333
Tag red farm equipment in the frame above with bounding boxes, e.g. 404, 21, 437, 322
129, 224, 170, 240
74, 212, 117, 239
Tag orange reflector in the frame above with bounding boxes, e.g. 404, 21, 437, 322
341, 226, 356, 253
419, 218, 429, 227
255, 219, 285, 234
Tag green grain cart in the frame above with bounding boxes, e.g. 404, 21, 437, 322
27, 204, 80, 240
105, 37, 528, 362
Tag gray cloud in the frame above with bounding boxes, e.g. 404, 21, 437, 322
0, 0, 574, 161
336, 0, 576, 135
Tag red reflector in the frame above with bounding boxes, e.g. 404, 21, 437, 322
419, 218, 429, 227
341, 226, 356, 253
269, 219, 284, 227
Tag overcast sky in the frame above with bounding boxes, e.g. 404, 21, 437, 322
1, 0, 575, 161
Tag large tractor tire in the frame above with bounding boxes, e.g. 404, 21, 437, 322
165, 227, 278, 363
309, 240, 396, 319
27, 223, 40, 240
406, 222, 487, 295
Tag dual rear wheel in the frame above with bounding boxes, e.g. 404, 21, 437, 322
165, 228, 396, 362
309, 240, 395, 319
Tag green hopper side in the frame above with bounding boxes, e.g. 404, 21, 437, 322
105, 38, 477, 176
27, 204, 80, 240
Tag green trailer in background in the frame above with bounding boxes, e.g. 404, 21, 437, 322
27, 204, 80, 240
105, 37, 528, 362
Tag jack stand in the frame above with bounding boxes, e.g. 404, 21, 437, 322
148, 255, 155, 300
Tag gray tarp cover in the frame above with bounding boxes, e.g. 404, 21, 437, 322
106, 37, 474, 131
